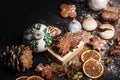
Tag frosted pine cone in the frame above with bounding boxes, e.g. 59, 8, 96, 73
0, 45, 33, 72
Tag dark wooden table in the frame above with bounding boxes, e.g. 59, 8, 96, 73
1, 0, 120, 80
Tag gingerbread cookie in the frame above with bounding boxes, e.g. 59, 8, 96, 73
60, 3, 77, 18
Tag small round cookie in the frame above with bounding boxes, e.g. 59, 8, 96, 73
82, 17, 97, 31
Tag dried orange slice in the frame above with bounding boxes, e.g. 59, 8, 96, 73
27, 75, 44, 80
81, 50, 101, 62
16, 76, 28, 80
83, 59, 104, 79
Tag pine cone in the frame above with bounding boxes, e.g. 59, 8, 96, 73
0, 45, 33, 72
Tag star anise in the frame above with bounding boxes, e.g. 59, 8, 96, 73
52, 32, 81, 56
110, 48, 119, 56
104, 58, 112, 66
35, 63, 56, 80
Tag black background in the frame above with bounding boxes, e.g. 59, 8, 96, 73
1, 0, 73, 80
0, 0, 120, 80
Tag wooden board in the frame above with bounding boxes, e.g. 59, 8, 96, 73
47, 41, 85, 65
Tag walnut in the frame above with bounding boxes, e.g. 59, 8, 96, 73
48, 26, 61, 37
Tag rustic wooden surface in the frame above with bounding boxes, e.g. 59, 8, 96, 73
0, 0, 120, 80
